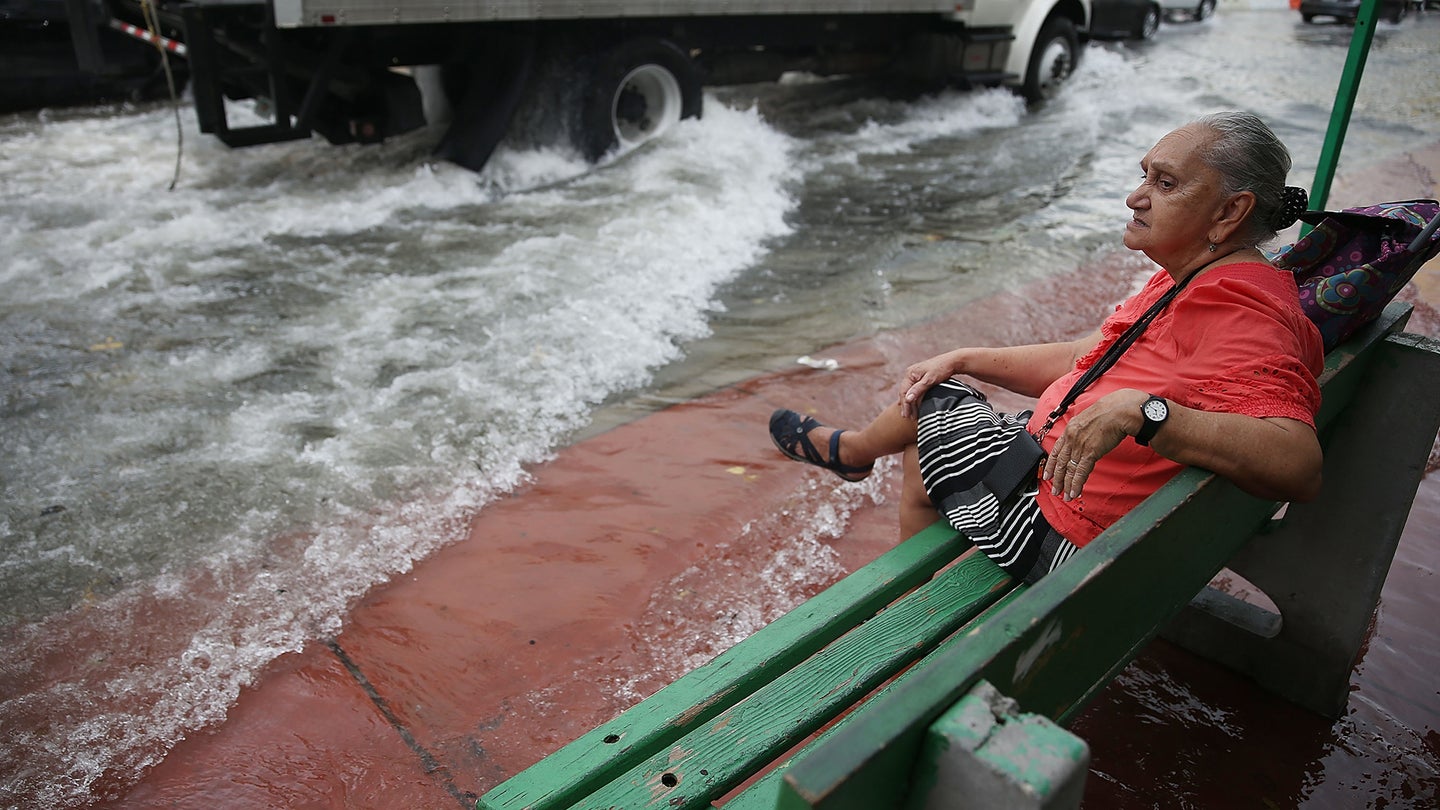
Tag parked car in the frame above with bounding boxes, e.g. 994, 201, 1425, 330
1091, 0, 1163, 39
1299, 0, 1409, 23
1160, 0, 1216, 21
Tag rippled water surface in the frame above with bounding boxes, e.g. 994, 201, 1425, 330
2, 8, 1437, 807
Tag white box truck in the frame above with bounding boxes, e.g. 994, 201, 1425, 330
76, 0, 1092, 170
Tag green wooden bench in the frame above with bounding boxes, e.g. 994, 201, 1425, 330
477, 301, 1440, 810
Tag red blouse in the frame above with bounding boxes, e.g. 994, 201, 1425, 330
1027, 262, 1324, 547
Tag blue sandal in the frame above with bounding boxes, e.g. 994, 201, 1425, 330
768, 409, 874, 482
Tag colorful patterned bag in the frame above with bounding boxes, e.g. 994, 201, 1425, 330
1270, 199, 1440, 352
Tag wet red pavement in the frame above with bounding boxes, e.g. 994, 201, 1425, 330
108, 145, 1440, 809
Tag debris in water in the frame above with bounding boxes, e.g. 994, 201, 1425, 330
796, 355, 839, 371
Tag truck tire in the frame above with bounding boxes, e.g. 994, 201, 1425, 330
1021, 16, 1081, 103
1137, 4, 1161, 39
577, 38, 702, 161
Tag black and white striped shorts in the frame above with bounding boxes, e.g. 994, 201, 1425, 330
917, 378, 1082, 583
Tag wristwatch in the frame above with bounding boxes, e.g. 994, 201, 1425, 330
1135, 395, 1169, 446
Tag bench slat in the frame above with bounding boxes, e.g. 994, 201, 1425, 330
1311, 302, 1410, 429
575, 550, 1014, 808
718, 587, 1030, 810
478, 520, 976, 809
1162, 329, 1440, 716
773, 302, 1415, 810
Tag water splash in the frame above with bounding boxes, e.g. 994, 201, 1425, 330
0, 96, 800, 809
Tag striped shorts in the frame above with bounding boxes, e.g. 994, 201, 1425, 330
917, 378, 1082, 584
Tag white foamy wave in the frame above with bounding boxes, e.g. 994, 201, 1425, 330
783, 84, 1026, 174
846, 86, 1026, 156
475, 143, 594, 194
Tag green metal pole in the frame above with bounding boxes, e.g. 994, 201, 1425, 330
1309, 0, 1381, 220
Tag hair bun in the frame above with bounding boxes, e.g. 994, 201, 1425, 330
1273, 185, 1309, 230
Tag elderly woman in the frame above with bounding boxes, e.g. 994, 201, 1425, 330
768, 111, 1324, 583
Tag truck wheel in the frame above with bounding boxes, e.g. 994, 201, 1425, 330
578, 39, 702, 161
1137, 4, 1161, 39
1021, 16, 1080, 103
1195, 0, 1216, 20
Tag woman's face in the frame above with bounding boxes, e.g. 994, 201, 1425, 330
1124, 124, 1229, 269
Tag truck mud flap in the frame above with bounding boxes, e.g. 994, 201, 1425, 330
433, 36, 536, 173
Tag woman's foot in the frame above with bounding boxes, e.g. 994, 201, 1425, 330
768, 409, 874, 482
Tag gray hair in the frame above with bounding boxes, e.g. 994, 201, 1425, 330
1190, 111, 1305, 246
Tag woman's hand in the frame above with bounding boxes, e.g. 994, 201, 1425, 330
1043, 389, 1149, 501
898, 352, 961, 418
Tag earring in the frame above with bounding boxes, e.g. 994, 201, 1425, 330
1208, 243, 1218, 252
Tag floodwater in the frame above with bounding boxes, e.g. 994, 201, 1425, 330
1, 8, 1437, 808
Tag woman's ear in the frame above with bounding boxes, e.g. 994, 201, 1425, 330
1210, 190, 1257, 244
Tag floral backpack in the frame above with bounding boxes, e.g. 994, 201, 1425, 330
1270, 199, 1440, 352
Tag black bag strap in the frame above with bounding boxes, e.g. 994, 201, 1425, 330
1034, 269, 1198, 441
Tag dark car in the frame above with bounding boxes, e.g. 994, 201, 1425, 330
1299, 0, 1409, 23
1091, 0, 1162, 40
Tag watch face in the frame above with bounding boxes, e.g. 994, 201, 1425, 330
1144, 398, 1168, 421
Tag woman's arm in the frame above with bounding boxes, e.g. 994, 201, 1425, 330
1044, 388, 1323, 503
898, 331, 1102, 418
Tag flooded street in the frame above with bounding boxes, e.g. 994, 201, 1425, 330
2, 7, 1438, 808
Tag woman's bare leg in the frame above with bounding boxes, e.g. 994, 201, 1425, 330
899, 444, 940, 538
791, 403, 940, 535
799, 402, 919, 471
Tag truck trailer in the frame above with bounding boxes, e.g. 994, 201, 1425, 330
73, 0, 1093, 171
